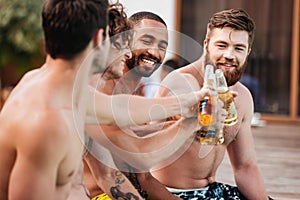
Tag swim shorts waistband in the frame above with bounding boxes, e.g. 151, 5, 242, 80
166, 186, 209, 193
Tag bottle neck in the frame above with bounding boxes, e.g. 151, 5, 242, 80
217, 86, 228, 92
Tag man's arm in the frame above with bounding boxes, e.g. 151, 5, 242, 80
227, 85, 268, 200
85, 117, 200, 171
137, 173, 181, 200
84, 153, 143, 200
128, 121, 174, 137
86, 86, 212, 127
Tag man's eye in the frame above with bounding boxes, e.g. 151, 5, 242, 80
236, 47, 245, 52
142, 40, 151, 45
113, 42, 121, 50
159, 44, 167, 51
217, 45, 226, 48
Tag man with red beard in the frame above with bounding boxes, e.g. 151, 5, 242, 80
152, 9, 273, 200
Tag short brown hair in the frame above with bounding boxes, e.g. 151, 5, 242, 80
42, 0, 109, 59
206, 9, 255, 48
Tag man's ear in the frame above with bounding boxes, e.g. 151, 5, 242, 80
94, 29, 104, 48
247, 48, 252, 56
203, 39, 208, 52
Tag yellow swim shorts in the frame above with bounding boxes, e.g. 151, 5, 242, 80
91, 193, 111, 200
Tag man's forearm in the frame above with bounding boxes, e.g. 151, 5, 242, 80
105, 171, 143, 200
137, 173, 181, 200
87, 88, 208, 127
130, 121, 175, 137
84, 153, 143, 200
85, 118, 199, 171
87, 89, 180, 127
235, 165, 269, 200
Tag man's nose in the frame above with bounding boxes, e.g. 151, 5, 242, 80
124, 48, 132, 59
147, 46, 160, 58
223, 47, 235, 60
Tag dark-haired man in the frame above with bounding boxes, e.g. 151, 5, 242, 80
0, 0, 110, 199
84, 11, 177, 200
83, 11, 226, 200
0, 1, 212, 199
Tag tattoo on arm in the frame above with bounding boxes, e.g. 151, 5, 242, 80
115, 171, 126, 184
110, 185, 140, 200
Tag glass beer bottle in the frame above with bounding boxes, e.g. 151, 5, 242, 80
197, 65, 223, 145
198, 65, 216, 126
215, 69, 238, 126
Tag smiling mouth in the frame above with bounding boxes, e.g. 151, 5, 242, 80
219, 63, 237, 68
141, 58, 156, 65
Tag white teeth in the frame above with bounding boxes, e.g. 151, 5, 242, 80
224, 63, 235, 67
142, 59, 155, 65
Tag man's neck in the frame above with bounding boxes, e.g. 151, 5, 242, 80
113, 71, 142, 94
44, 56, 78, 88
45, 53, 90, 110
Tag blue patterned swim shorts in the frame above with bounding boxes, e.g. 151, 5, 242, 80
168, 182, 246, 200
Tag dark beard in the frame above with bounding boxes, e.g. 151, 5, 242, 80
224, 61, 247, 86
125, 54, 137, 70
125, 52, 161, 77
204, 51, 248, 86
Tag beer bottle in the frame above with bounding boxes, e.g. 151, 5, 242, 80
197, 65, 224, 145
198, 65, 217, 126
215, 69, 238, 126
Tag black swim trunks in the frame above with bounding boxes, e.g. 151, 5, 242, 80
169, 182, 246, 200
169, 182, 274, 200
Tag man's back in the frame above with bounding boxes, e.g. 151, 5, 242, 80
0, 67, 85, 199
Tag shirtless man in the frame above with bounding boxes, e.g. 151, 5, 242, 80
0, 0, 111, 199
0, 1, 215, 199
84, 11, 225, 200
83, 4, 144, 199
152, 9, 271, 200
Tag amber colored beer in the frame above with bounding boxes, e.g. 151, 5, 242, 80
198, 96, 217, 126
197, 126, 224, 145
216, 68, 238, 126
218, 90, 238, 125
197, 65, 224, 145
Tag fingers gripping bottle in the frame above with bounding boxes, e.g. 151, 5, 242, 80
197, 65, 224, 145
215, 69, 238, 126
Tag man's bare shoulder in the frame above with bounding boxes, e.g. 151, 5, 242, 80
3, 108, 70, 159
232, 82, 253, 106
158, 64, 202, 97
177, 60, 202, 75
